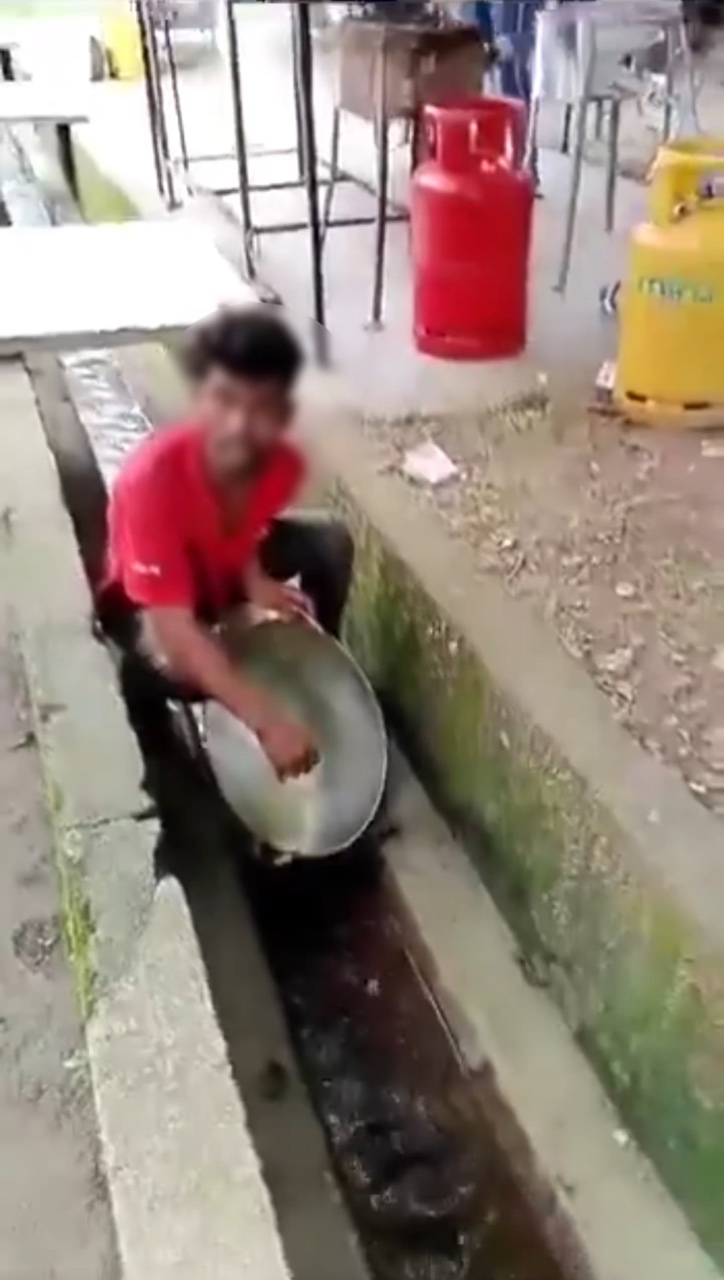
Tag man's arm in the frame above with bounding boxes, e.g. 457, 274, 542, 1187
147, 607, 270, 723
148, 606, 317, 778
116, 465, 317, 778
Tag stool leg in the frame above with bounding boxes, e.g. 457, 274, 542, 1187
678, 17, 700, 131
561, 103, 572, 154
605, 98, 621, 233
369, 52, 389, 330
662, 22, 676, 141
525, 95, 541, 173
594, 98, 605, 142
369, 116, 390, 329
555, 96, 588, 294
321, 104, 341, 246
56, 123, 79, 203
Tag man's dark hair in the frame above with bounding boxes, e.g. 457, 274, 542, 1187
182, 305, 304, 389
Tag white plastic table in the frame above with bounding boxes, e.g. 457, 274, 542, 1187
0, 80, 90, 198
0, 219, 258, 355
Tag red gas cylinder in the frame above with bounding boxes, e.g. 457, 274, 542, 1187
411, 96, 535, 360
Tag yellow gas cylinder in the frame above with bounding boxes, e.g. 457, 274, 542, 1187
614, 137, 724, 429
101, 1, 144, 82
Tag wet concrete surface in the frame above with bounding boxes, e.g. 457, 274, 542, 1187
0, 610, 119, 1280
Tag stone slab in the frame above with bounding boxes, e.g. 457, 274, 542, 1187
88, 877, 291, 1280
0, 220, 257, 354
384, 747, 720, 1280
0, 358, 294, 1280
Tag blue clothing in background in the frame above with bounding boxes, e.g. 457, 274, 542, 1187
461, 1, 543, 107
490, 0, 545, 106
471, 2, 495, 46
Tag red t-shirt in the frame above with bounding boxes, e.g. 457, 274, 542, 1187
101, 422, 304, 616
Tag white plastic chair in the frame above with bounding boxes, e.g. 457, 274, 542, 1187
525, 0, 699, 292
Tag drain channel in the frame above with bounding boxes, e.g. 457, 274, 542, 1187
239, 843, 563, 1280
29, 344, 567, 1280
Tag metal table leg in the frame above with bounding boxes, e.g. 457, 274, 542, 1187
663, 19, 676, 141
145, 9, 176, 209
561, 103, 572, 154
162, 16, 191, 190
56, 123, 79, 204
321, 104, 341, 245
604, 96, 621, 233
289, 7, 308, 182
678, 14, 700, 133
369, 44, 390, 330
555, 30, 595, 295
0, 47, 13, 81
291, 1, 328, 360
225, 0, 256, 279
135, 0, 166, 201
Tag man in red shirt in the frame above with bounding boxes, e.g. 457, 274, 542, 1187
97, 305, 353, 784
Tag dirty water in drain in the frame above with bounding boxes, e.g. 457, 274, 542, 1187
239, 845, 563, 1280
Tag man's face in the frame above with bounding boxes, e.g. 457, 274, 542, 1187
196, 366, 292, 477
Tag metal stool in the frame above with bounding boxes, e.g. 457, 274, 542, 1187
525, 0, 699, 293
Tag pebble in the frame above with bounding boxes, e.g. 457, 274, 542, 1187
703, 728, 724, 771
615, 582, 637, 600
701, 439, 724, 459
598, 647, 634, 677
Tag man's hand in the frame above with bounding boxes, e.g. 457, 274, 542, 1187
144, 607, 317, 780
248, 573, 315, 624
256, 710, 319, 780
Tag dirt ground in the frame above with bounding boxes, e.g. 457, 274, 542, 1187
355, 32, 724, 823
0, 604, 118, 1280
362, 402, 724, 822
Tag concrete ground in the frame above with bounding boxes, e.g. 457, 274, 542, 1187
70, 6, 724, 418
0, 542, 118, 1279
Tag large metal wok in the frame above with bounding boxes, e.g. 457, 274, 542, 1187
204, 620, 388, 861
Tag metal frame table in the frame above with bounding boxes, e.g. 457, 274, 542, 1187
134, 0, 416, 353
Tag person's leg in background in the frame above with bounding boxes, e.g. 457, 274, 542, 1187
259, 514, 355, 639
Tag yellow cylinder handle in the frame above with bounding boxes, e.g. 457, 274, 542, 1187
647, 137, 724, 226
672, 176, 724, 221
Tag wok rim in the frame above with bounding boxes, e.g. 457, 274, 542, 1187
203, 620, 389, 860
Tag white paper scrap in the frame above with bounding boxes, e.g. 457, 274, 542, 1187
402, 440, 459, 487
